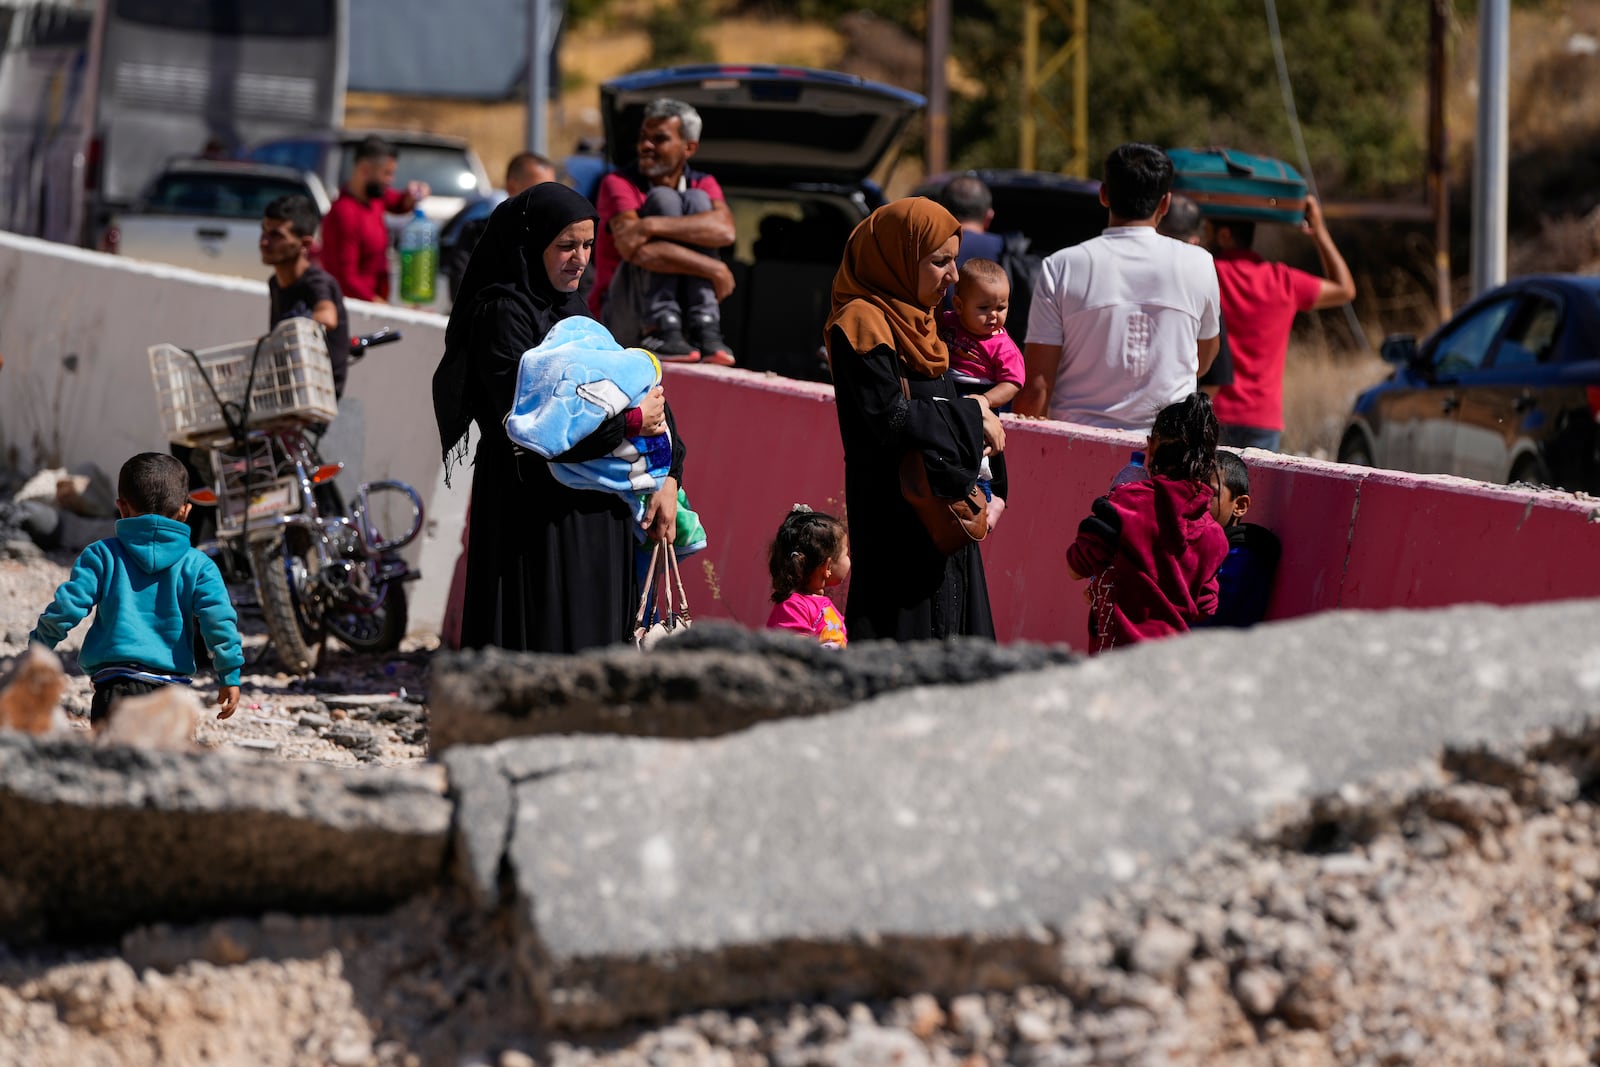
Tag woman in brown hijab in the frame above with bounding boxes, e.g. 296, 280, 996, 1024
826, 197, 1006, 641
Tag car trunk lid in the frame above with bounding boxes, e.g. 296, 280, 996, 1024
601, 66, 924, 185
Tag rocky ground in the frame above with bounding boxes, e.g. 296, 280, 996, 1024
0, 552, 432, 767
5, 553, 1600, 1066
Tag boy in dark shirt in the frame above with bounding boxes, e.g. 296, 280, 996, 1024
261, 194, 351, 397
1200, 450, 1281, 627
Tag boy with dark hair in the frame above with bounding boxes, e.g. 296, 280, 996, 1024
30, 453, 243, 725
1101, 141, 1175, 220
1198, 450, 1282, 628
262, 194, 351, 396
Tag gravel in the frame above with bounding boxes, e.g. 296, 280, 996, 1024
0, 553, 433, 766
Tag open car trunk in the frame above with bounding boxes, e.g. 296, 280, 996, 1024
601, 65, 924, 186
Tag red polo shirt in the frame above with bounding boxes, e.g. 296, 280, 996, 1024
1210, 249, 1324, 431
319, 187, 409, 303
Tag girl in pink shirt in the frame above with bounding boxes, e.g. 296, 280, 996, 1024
764, 505, 850, 648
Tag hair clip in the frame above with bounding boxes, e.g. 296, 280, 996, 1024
789, 503, 813, 514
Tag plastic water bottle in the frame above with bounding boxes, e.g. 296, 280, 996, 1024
1109, 450, 1148, 489
399, 208, 438, 305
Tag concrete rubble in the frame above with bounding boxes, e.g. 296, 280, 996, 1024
438, 599, 1600, 1030
0, 735, 453, 941
6, 540, 1600, 1064
429, 621, 1078, 748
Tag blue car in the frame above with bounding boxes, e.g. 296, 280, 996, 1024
1338, 274, 1600, 492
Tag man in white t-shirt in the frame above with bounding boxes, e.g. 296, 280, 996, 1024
1016, 143, 1220, 430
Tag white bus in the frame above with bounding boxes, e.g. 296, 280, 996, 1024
0, 0, 347, 246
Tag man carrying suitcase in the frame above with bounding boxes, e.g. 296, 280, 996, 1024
1204, 195, 1356, 452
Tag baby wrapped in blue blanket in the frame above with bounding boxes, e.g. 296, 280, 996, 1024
504, 317, 706, 555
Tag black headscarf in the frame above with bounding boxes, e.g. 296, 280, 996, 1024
432, 182, 598, 478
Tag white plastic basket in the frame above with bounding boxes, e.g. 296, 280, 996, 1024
149, 318, 337, 445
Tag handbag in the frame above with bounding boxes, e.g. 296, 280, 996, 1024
895, 370, 990, 555
633, 540, 692, 650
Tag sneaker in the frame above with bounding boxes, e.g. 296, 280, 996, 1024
639, 314, 700, 363
688, 313, 736, 366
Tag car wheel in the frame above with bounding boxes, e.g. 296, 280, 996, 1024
1337, 431, 1374, 468
1509, 455, 1550, 488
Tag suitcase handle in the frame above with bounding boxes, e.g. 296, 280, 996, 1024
1212, 147, 1256, 178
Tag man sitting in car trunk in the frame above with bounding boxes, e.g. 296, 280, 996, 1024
592, 98, 738, 365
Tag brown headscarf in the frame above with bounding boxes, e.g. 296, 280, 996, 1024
825, 197, 961, 377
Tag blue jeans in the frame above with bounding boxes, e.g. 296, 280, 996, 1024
1219, 424, 1282, 452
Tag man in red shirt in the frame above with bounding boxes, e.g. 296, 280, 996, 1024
319, 136, 429, 304
1205, 196, 1356, 451
592, 99, 737, 365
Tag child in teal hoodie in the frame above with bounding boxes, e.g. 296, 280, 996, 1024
30, 453, 243, 724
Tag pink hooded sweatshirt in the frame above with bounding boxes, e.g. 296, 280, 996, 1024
1066, 475, 1229, 650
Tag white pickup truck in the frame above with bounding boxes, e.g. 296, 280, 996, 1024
105, 160, 332, 281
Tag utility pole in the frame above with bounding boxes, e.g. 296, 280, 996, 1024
1427, 0, 1451, 321
1471, 0, 1508, 297
1019, 0, 1088, 175
925, 0, 950, 175
526, 0, 553, 156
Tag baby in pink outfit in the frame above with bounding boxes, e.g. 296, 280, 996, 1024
938, 258, 1022, 525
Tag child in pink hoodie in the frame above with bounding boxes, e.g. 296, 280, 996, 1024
1066, 392, 1229, 652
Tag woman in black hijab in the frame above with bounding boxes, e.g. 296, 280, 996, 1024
433, 183, 684, 653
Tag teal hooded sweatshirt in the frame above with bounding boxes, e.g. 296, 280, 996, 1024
30, 514, 244, 687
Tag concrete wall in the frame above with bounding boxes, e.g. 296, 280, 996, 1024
5, 232, 1598, 647
0, 232, 471, 633
661, 369, 1600, 650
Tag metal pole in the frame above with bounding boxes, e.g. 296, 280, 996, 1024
1071, 0, 1087, 177
1020, 0, 1038, 170
526, 0, 549, 156
1471, 0, 1508, 297
925, 0, 950, 176
1428, 0, 1451, 321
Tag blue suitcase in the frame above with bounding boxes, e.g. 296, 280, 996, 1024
1167, 147, 1308, 225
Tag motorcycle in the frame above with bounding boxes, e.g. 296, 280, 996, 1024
149, 319, 423, 675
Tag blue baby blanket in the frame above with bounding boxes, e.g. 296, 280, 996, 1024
505, 316, 705, 555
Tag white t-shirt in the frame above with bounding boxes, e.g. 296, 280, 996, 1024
1025, 226, 1220, 430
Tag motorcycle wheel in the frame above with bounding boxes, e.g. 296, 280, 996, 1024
248, 534, 324, 675
324, 580, 409, 655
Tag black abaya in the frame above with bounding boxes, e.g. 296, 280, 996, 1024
434, 183, 686, 654
828, 324, 995, 642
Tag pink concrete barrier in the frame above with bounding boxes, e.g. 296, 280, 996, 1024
658, 365, 1600, 652
441, 365, 1600, 651
1335, 470, 1600, 610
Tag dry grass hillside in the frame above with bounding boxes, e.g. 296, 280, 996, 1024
347, 8, 854, 184
346, 1, 948, 191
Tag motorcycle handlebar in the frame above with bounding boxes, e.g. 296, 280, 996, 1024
349, 327, 403, 361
